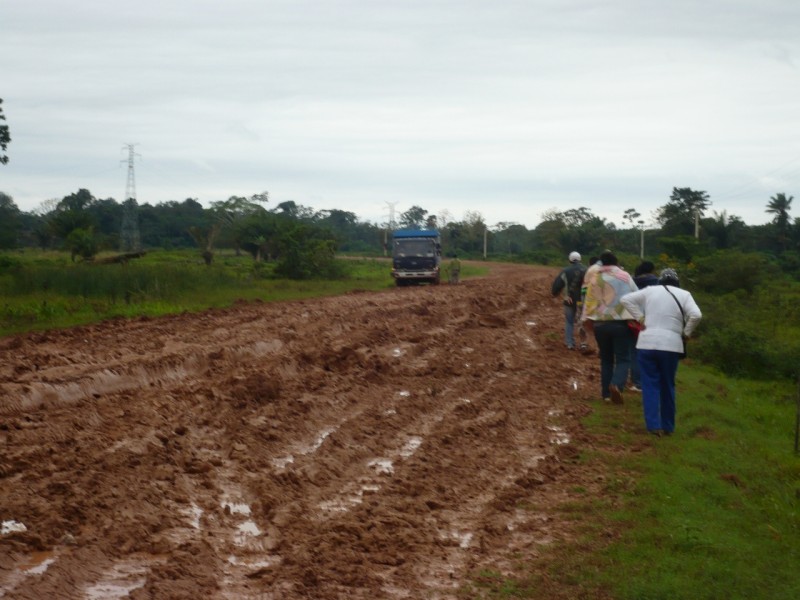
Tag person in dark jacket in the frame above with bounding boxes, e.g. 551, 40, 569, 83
551, 251, 587, 350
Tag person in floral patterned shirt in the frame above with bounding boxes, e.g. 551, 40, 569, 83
580, 250, 638, 404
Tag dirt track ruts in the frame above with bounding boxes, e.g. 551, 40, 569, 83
0, 262, 608, 599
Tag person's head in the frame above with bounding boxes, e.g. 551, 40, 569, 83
659, 268, 680, 287
568, 251, 581, 263
599, 250, 618, 266
589, 256, 599, 266
634, 260, 655, 277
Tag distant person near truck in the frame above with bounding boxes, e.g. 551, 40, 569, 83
448, 254, 461, 284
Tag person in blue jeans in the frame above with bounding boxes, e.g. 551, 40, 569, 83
551, 251, 587, 350
620, 268, 702, 436
580, 251, 638, 404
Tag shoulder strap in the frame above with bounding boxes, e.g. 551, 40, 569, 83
663, 285, 686, 325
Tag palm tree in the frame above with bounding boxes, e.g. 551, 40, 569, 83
766, 193, 793, 250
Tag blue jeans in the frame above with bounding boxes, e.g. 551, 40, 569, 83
630, 347, 641, 386
563, 304, 577, 348
593, 321, 634, 398
638, 348, 681, 433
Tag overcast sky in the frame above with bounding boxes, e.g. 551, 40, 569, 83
3, 0, 799, 228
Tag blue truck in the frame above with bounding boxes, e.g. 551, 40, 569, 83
391, 229, 442, 286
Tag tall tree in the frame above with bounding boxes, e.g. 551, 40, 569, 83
399, 205, 429, 229
0, 192, 20, 248
657, 187, 711, 236
766, 192, 793, 251
0, 98, 10, 164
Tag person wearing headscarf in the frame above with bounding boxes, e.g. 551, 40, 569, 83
580, 250, 638, 404
620, 268, 702, 436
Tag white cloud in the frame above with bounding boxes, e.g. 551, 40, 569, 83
3, 0, 800, 227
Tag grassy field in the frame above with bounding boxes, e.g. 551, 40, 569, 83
0, 249, 487, 336
466, 363, 800, 599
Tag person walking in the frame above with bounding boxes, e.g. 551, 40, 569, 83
551, 251, 587, 350
580, 250, 638, 404
448, 254, 461, 284
620, 268, 702, 436
628, 261, 660, 391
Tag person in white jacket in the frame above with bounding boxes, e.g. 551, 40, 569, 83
620, 268, 702, 436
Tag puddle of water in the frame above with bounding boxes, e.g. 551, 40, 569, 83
20, 551, 57, 575
271, 455, 295, 469
222, 501, 251, 516
443, 531, 473, 549
548, 428, 571, 445
319, 495, 363, 513
399, 436, 423, 458
183, 503, 203, 529
367, 458, 394, 475
309, 428, 334, 452
233, 520, 262, 546
1, 520, 27, 535
84, 560, 153, 600
227, 555, 280, 569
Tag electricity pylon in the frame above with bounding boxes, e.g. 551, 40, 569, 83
120, 143, 141, 252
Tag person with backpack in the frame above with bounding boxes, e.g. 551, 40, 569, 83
620, 268, 702, 436
551, 251, 587, 350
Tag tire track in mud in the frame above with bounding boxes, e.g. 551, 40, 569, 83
0, 264, 604, 599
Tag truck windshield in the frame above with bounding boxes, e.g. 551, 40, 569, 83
393, 239, 435, 257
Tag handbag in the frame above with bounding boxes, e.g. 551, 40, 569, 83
663, 286, 688, 359
627, 320, 644, 338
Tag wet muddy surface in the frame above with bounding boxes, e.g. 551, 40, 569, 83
0, 262, 607, 599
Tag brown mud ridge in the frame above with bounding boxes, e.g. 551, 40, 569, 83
0, 263, 609, 599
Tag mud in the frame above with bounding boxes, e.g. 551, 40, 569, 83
0, 263, 608, 599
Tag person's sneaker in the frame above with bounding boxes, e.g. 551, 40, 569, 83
628, 384, 642, 393
648, 429, 663, 437
609, 384, 623, 405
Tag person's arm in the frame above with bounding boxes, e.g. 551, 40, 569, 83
551, 272, 565, 297
683, 294, 702, 337
620, 290, 645, 322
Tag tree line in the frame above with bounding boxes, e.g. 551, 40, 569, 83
0, 186, 797, 275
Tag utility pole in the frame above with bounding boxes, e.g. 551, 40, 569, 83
638, 219, 645, 259
383, 201, 399, 257
120, 143, 141, 252
694, 208, 700, 239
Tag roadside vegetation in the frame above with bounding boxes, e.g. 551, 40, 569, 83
464, 365, 800, 600
0, 250, 486, 336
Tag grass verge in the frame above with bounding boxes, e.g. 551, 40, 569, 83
0, 250, 488, 336
465, 362, 800, 599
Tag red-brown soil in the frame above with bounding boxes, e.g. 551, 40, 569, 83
0, 263, 609, 599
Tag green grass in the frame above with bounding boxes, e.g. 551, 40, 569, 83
467, 364, 800, 599
0, 249, 488, 336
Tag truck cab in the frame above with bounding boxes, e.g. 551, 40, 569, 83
391, 229, 442, 286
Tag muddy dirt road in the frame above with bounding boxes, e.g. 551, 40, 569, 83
1, 263, 607, 599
